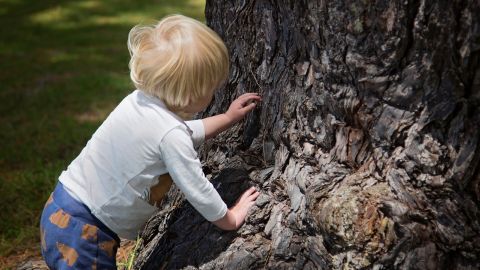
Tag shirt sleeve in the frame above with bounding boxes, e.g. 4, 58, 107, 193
159, 126, 227, 221
184, 119, 205, 148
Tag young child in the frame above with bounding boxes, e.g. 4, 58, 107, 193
40, 14, 261, 269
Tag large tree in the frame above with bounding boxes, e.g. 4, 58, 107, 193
134, 0, 480, 269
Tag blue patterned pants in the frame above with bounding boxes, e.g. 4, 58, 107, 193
40, 182, 120, 269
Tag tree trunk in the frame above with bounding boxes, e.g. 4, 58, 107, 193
134, 0, 480, 269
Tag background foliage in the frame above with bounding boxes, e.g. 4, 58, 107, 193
0, 0, 205, 257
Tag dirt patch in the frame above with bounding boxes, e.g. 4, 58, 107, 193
0, 247, 45, 270
1, 239, 136, 269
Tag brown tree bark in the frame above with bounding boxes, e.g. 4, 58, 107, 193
134, 0, 480, 269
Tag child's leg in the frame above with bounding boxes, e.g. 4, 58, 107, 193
40, 183, 119, 269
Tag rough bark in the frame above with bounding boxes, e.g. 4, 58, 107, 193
134, 0, 480, 269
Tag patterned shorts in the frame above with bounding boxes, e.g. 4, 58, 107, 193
40, 182, 120, 269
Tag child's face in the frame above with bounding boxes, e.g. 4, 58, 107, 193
185, 92, 214, 113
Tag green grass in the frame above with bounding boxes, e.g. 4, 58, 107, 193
117, 237, 141, 270
0, 0, 205, 256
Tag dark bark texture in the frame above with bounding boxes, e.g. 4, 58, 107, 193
134, 0, 480, 269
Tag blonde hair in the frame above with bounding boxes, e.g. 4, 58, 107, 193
127, 15, 229, 113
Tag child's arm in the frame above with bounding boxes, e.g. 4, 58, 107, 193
202, 93, 261, 140
160, 126, 260, 230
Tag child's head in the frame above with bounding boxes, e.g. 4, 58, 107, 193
127, 15, 229, 114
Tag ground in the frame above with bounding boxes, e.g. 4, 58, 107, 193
1, 239, 136, 269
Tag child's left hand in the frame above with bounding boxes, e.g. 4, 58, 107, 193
225, 93, 262, 123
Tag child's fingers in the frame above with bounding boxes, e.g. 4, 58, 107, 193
248, 191, 260, 201
238, 93, 259, 99
240, 102, 257, 113
239, 94, 262, 104
238, 94, 261, 106
247, 186, 257, 194
242, 97, 262, 107
240, 187, 256, 199
245, 191, 259, 201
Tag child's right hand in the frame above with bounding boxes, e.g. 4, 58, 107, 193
225, 93, 262, 124
212, 186, 260, 230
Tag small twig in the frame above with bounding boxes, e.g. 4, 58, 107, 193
127, 237, 141, 270
249, 67, 264, 93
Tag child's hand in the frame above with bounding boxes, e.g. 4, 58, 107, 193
212, 186, 260, 230
230, 186, 260, 228
225, 93, 262, 123
202, 93, 261, 140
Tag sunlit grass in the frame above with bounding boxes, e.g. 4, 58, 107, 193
0, 0, 205, 257
29, 0, 205, 29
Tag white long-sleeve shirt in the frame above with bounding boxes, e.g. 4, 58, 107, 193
59, 90, 227, 239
